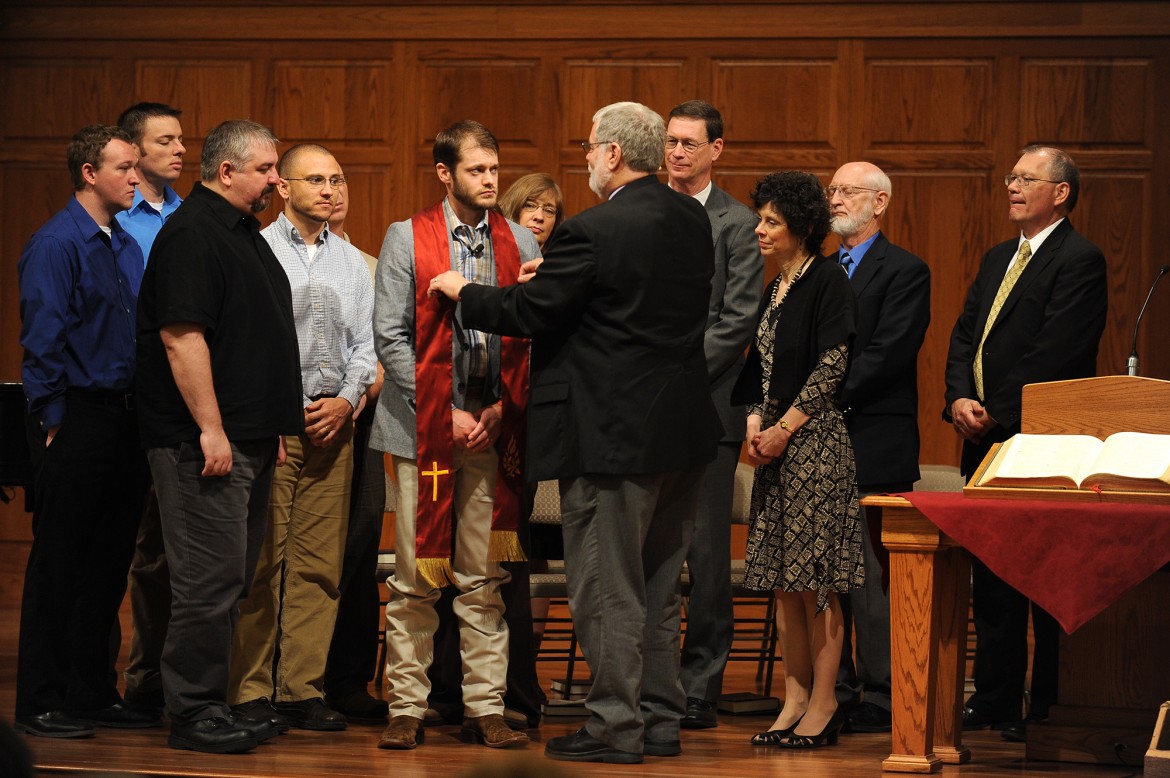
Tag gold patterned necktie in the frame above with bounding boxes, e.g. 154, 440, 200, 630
973, 240, 1032, 400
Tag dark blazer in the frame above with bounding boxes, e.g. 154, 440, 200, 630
944, 218, 1107, 475
702, 184, 763, 444
460, 174, 722, 481
840, 232, 931, 488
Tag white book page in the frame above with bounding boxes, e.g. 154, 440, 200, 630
994, 434, 1103, 483
1089, 432, 1170, 479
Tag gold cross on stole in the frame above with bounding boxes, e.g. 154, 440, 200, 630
420, 461, 450, 501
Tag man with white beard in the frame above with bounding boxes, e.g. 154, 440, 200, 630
826, 161, 930, 735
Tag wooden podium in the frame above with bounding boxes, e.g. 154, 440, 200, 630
1015, 376, 1170, 765
873, 375, 1170, 772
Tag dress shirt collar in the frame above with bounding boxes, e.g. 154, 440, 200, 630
442, 196, 488, 234
1019, 217, 1063, 257
188, 181, 263, 232
271, 211, 332, 247
839, 230, 881, 269
128, 185, 181, 215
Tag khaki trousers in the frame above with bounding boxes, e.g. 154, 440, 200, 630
385, 443, 509, 718
229, 425, 353, 704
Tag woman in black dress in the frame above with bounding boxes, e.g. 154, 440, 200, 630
731, 171, 865, 749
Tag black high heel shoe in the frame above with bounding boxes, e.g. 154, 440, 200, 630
750, 715, 802, 746
778, 707, 845, 749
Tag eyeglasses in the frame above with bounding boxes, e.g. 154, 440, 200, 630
1004, 174, 1061, 189
580, 140, 613, 153
283, 175, 347, 189
665, 138, 710, 154
521, 202, 557, 217
825, 185, 878, 199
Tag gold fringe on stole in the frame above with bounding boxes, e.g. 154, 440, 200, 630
489, 530, 527, 563
416, 557, 456, 589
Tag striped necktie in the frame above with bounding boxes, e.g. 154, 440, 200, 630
973, 240, 1033, 400
839, 250, 854, 278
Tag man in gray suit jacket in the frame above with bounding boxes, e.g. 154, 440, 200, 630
430, 102, 721, 764
370, 121, 539, 751
665, 100, 762, 729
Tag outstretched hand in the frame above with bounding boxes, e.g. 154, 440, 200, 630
429, 271, 469, 301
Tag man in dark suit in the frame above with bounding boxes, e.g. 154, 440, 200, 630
944, 145, 1107, 742
664, 99, 762, 729
429, 101, 721, 764
828, 162, 931, 734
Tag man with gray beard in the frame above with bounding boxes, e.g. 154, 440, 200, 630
430, 102, 720, 764
826, 162, 930, 735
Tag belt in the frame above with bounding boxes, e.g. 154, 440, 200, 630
309, 392, 339, 402
66, 388, 135, 411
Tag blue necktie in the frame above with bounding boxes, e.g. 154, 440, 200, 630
840, 250, 854, 278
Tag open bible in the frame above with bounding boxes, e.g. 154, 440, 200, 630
972, 432, 1170, 492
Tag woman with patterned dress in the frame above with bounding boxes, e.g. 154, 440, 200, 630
730, 171, 865, 749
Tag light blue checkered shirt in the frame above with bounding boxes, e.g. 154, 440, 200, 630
262, 212, 376, 410
443, 198, 497, 380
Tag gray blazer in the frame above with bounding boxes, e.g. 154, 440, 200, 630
369, 203, 540, 458
703, 184, 763, 442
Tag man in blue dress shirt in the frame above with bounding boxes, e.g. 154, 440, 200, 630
114, 102, 185, 262
15, 124, 156, 738
114, 102, 185, 713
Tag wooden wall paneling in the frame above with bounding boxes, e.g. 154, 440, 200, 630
884, 172, 994, 467
0, 61, 116, 140
2, 164, 75, 381
339, 165, 394, 257
272, 59, 394, 143
710, 55, 840, 171
135, 59, 254, 137
1076, 173, 1151, 378
1018, 58, 1152, 148
863, 57, 993, 152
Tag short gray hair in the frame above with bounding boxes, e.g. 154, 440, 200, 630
593, 102, 665, 173
201, 119, 279, 181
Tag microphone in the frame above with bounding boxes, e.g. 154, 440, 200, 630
1127, 264, 1170, 376
470, 244, 485, 258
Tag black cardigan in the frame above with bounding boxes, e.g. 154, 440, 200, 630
731, 254, 856, 408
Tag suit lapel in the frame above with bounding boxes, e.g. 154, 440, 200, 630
988, 219, 1071, 327
847, 232, 886, 296
704, 184, 730, 231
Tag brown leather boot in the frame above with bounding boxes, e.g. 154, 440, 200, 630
460, 713, 529, 748
378, 715, 424, 749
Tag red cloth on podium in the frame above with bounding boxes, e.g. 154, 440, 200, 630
899, 491, 1170, 633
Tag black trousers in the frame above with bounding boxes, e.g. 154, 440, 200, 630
324, 410, 387, 700
966, 557, 1060, 721
16, 392, 148, 715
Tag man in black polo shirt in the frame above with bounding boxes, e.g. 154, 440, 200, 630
136, 119, 303, 754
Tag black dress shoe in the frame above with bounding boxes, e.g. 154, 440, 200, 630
13, 711, 95, 738
225, 711, 279, 742
644, 739, 681, 756
545, 728, 642, 764
273, 697, 347, 731
961, 706, 1007, 730
69, 702, 162, 729
232, 697, 292, 733
168, 717, 257, 753
844, 701, 892, 733
680, 697, 717, 729
327, 690, 389, 724
1001, 714, 1045, 743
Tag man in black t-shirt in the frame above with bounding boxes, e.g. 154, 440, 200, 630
136, 120, 303, 754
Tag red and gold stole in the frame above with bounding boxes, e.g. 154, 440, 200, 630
411, 202, 529, 588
